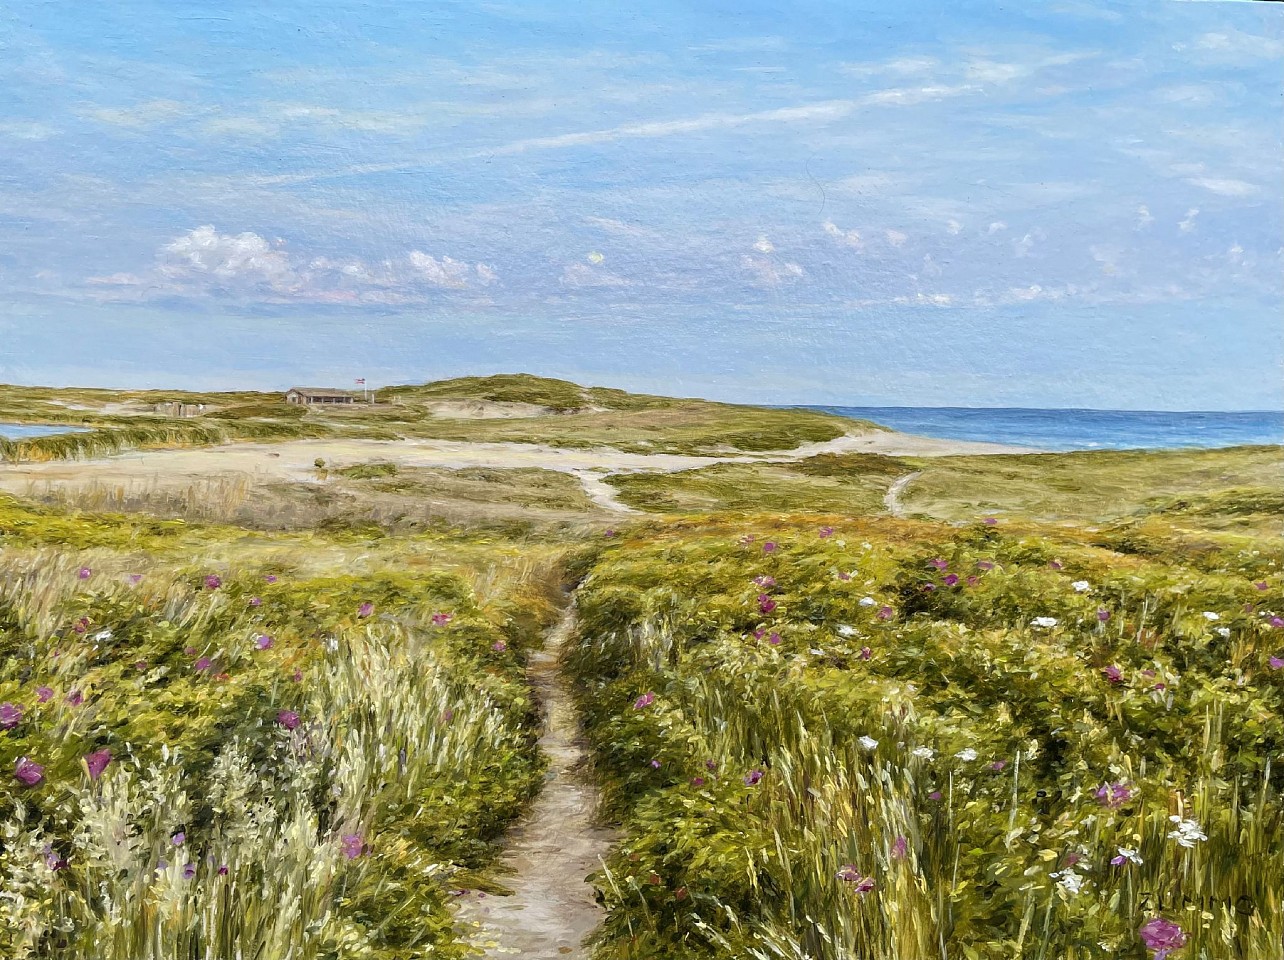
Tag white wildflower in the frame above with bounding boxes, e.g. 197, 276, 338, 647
1031, 617, 1059, 629
92, 629, 113, 642
911, 746, 935, 760
1216, 627, 1231, 638
1052, 870, 1085, 895
837, 624, 857, 637
954, 748, 978, 762
1071, 581, 1091, 593
1167, 816, 1207, 847
859, 597, 877, 607
1202, 611, 1221, 621
1114, 847, 1143, 865
858, 735, 878, 751
809, 648, 826, 656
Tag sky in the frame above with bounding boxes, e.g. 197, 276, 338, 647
0, 0, 1280, 409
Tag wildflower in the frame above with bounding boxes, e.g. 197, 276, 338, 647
877, 606, 894, 620
922, 583, 936, 592
1102, 665, 1124, 684
1031, 616, 1058, 629
943, 574, 959, 587
217, 865, 229, 875
256, 634, 274, 650
1049, 561, 1063, 570
92, 628, 112, 642
492, 640, 507, 652
1097, 608, 1111, 622
193, 657, 212, 672
891, 836, 908, 860
172, 832, 185, 846
983, 517, 998, 525
858, 735, 878, 751
277, 710, 301, 730
134, 660, 148, 670
859, 596, 876, 607
650, 759, 661, 768
744, 769, 763, 786
1216, 627, 1231, 638
762, 541, 777, 553
691, 776, 705, 787
835, 865, 875, 892
36, 686, 53, 703
809, 648, 826, 656
128, 574, 143, 584
859, 646, 872, 660
928, 790, 942, 800
431, 612, 453, 626
1111, 847, 1143, 866
43, 845, 68, 871
705, 759, 718, 771
14, 757, 44, 786
1167, 816, 1206, 848
78, 566, 92, 580
249, 597, 262, 607
753, 575, 776, 588
911, 747, 935, 760
291, 668, 303, 682
768, 632, 782, 645
989, 760, 1007, 772
341, 834, 365, 859
0, 703, 21, 729
205, 575, 222, 590
977, 560, 995, 571
1255, 581, 1269, 591
1202, 611, 1220, 622
819, 526, 834, 537
604, 529, 616, 538
930, 558, 948, 570
183, 863, 197, 879
1052, 869, 1085, 896
837, 624, 856, 637
1269, 656, 1284, 670
66, 689, 84, 706
1271, 617, 1284, 629
954, 748, 978, 762
357, 602, 374, 618
633, 692, 655, 710
265, 574, 278, 583
84, 749, 111, 781
837, 571, 852, 581
1139, 918, 1188, 959
1096, 782, 1133, 809
73, 618, 88, 635
758, 594, 777, 614
966, 576, 979, 587
1071, 580, 1091, 593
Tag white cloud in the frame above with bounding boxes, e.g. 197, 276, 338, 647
0, 121, 57, 141
407, 251, 473, 288
741, 255, 805, 286
822, 220, 863, 250
1186, 177, 1259, 198
753, 234, 775, 254
1136, 205, 1153, 229
946, 219, 963, 235
987, 221, 1007, 235
885, 229, 908, 248
1014, 233, 1035, 257
560, 262, 628, 287
1193, 29, 1284, 62
86, 100, 187, 128
1179, 208, 1200, 233
160, 226, 294, 289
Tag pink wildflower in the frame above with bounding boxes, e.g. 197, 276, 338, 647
1139, 918, 1188, 959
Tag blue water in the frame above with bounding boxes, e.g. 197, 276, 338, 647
803, 407, 1283, 452
0, 422, 90, 440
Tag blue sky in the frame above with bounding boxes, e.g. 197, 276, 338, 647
0, 0, 1280, 409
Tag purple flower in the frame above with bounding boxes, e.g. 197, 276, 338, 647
922, 583, 936, 592
976, 560, 995, 571
291, 668, 303, 683
1268, 656, 1284, 670
182, 862, 197, 879
128, 574, 143, 585
753, 575, 776, 588
1139, 918, 1188, 959
633, 691, 655, 710
277, 710, 300, 730
172, 832, 185, 846
341, 834, 365, 859
256, 634, 274, 650
357, 602, 374, 618
891, 836, 908, 860
1271, 617, 1284, 629
35, 685, 53, 703
73, 618, 88, 635
858, 646, 872, 660
604, 529, 616, 538
249, 597, 262, 607
691, 776, 705, 786
84, 749, 112, 781
943, 574, 959, 587
66, 689, 84, 706
0, 702, 22, 729
762, 541, 777, 553
768, 632, 782, 645
492, 640, 507, 652
966, 576, 979, 587
1102, 665, 1124, 684
217, 864, 229, 875
837, 571, 852, 582
134, 660, 148, 671
757, 594, 777, 614
1096, 782, 1133, 809
744, 769, 763, 786
929, 558, 949, 571
819, 526, 834, 538
877, 606, 894, 620
650, 759, 661, 769
265, 574, 278, 583
1251, 580, 1267, 590
1049, 560, 1063, 570
1097, 608, 1112, 622
204, 575, 222, 590
78, 566, 92, 580
989, 760, 1007, 772
14, 757, 44, 786
193, 657, 212, 672
983, 517, 998, 525
835, 865, 875, 892
43, 845, 68, 871
431, 612, 453, 627
928, 790, 942, 801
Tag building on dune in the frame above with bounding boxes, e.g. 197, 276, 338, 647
285, 387, 358, 405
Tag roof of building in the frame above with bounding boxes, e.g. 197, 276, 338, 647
286, 387, 356, 398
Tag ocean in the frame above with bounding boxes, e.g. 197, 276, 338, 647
804, 407, 1283, 452
0, 423, 90, 440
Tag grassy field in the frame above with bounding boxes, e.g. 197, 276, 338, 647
1, 382, 1280, 959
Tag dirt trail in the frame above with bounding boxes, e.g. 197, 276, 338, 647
454, 607, 616, 958
884, 470, 923, 518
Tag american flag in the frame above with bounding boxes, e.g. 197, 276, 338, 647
355, 378, 366, 384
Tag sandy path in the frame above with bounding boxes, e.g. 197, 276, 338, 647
454, 607, 616, 957
884, 471, 923, 518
